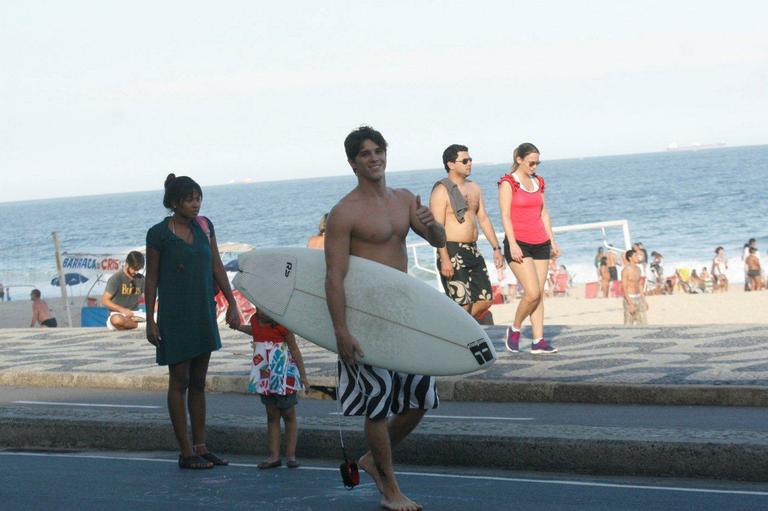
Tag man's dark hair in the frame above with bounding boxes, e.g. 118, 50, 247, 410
126, 251, 145, 270
625, 249, 635, 260
442, 144, 469, 172
344, 126, 387, 162
163, 174, 203, 210
31, 289, 41, 298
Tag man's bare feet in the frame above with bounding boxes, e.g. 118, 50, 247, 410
358, 453, 384, 494
380, 493, 422, 511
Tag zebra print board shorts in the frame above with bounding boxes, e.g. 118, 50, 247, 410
337, 361, 439, 420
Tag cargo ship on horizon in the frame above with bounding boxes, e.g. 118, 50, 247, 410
666, 141, 726, 152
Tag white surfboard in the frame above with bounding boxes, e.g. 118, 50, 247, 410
233, 247, 496, 376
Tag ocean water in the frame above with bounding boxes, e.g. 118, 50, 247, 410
1, 145, 766, 297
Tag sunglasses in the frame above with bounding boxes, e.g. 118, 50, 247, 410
527, 161, 541, 167
453, 157, 472, 165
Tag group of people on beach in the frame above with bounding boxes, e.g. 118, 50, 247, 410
136, 126, 560, 511
592, 237, 764, 299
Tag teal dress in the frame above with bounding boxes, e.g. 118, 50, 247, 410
146, 217, 221, 365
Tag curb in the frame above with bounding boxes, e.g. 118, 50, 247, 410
2, 371, 768, 407
2, 416, 767, 482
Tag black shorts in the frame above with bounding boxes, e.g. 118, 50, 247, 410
608, 267, 618, 281
41, 318, 58, 328
260, 393, 298, 410
503, 238, 551, 262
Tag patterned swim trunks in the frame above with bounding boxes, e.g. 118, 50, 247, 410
438, 242, 493, 306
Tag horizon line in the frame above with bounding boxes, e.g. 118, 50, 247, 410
2, 143, 766, 205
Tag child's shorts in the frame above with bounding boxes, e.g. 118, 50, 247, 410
260, 393, 298, 410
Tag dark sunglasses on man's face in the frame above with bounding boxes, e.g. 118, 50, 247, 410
453, 158, 472, 165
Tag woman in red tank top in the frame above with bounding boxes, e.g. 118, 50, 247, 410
497, 143, 560, 354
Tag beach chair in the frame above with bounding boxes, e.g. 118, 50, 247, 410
674, 268, 699, 294
552, 272, 569, 296
585, 281, 599, 299
610, 279, 624, 298
674, 268, 690, 292
491, 284, 504, 304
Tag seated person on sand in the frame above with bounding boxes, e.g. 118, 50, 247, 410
545, 257, 559, 297
30, 289, 57, 327
101, 251, 147, 330
663, 278, 675, 295
687, 269, 704, 294
699, 267, 713, 293
745, 247, 763, 291
498, 269, 517, 304
675, 269, 699, 294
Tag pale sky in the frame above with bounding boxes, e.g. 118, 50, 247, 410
1, 0, 766, 202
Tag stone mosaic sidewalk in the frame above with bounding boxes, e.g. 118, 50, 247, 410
1, 324, 766, 386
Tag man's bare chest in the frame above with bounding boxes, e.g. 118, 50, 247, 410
351, 206, 410, 244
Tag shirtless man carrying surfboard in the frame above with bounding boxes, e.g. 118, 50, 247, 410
325, 126, 446, 511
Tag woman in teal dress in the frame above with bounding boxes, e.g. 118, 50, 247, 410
145, 174, 241, 469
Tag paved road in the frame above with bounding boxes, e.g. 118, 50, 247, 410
3, 386, 768, 432
2, 450, 767, 511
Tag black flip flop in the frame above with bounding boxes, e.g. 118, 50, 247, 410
258, 459, 282, 469
200, 451, 229, 466
178, 454, 214, 469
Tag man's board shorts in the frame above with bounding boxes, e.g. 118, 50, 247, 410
503, 238, 551, 262
41, 318, 57, 328
608, 266, 619, 281
106, 310, 147, 330
438, 242, 493, 305
623, 295, 647, 325
747, 269, 761, 278
338, 361, 439, 421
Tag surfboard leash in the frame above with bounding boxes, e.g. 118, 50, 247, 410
336, 360, 360, 489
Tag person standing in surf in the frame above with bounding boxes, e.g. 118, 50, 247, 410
325, 126, 446, 511
145, 174, 241, 470
498, 143, 560, 354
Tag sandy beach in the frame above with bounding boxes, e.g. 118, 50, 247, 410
0, 286, 764, 329
490, 285, 767, 326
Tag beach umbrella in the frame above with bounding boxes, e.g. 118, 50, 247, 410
224, 259, 239, 272
51, 273, 89, 287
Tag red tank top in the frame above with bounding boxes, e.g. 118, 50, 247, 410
498, 174, 550, 244
250, 315, 289, 343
